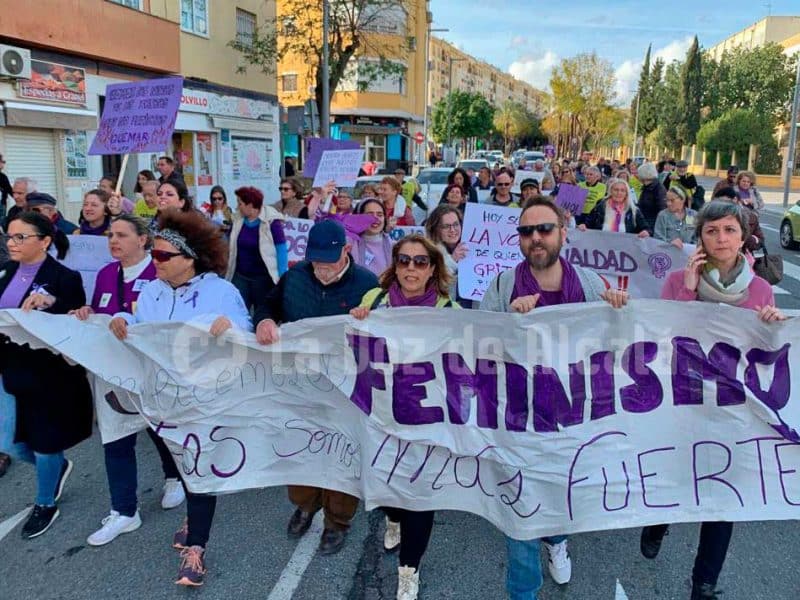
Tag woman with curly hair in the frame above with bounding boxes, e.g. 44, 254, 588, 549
109, 208, 251, 587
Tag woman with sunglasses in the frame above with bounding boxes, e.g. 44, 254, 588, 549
350, 234, 457, 600
273, 177, 306, 218
0, 212, 92, 539
226, 186, 287, 312
77, 188, 113, 235
71, 215, 187, 547
426, 205, 468, 304
109, 209, 251, 586
205, 186, 233, 235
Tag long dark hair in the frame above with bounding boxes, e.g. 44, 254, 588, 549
158, 180, 193, 212
10, 211, 69, 260
134, 169, 157, 194
447, 167, 473, 190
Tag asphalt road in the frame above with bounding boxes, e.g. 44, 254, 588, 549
1, 179, 799, 599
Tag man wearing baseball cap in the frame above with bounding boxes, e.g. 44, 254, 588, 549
713, 165, 739, 197
254, 219, 377, 555
666, 160, 698, 200
519, 178, 541, 203
26, 193, 78, 235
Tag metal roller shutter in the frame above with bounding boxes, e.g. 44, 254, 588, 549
3, 128, 58, 197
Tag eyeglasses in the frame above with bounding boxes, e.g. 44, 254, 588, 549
440, 222, 461, 231
278, 186, 293, 192
517, 223, 558, 237
3, 233, 45, 244
396, 253, 431, 267
151, 249, 185, 262
495, 182, 511, 187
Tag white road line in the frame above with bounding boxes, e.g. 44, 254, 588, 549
266, 512, 324, 600
762, 224, 778, 233
780, 259, 800, 283
0, 507, 31, 542
615, 579, 630, 600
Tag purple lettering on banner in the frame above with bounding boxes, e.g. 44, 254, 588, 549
346, 332, 388, 415
620, 342, 663, 413
441, 354, 499, 428
692, 441, 744, 507
208, 426, 246, 478
744, 344, 791, 412
637, 447, 680, 508
589, 351, 616, 420
303, 138, 360, 177
504, 362, 529, 432
671, 337, 744, 406
736, 436, 784, 505
392, 362, 442, 425
773, 442, 800, 506
566, 430, 627, 520
532, 364, 585, 432
602, 460, 631, 512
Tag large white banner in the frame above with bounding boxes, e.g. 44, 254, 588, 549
459, 204, 690, 301
0, 303, 798, 540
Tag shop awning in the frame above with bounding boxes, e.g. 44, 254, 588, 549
211, 116, 275, 135
3, 101, 98, 131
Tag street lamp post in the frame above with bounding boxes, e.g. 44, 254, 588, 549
320, 0, 331, 138
784, 58, 800, 208
421, 26, 449, 165
446, 57, 465, 160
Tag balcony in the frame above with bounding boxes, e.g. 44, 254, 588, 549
0, 0, 180, 73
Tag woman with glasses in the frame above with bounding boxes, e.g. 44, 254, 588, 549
77, 189, 113, 236
71, 215, 187, 547
425, 205, 468, 305
205, 186, 233, 236
0, 212, 91, 539
273, 177, 306, 218
108, 208, 251, 586
350, 234, 458, 600
225, 186, 287, 312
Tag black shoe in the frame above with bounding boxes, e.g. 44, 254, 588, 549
318, 528, 347, 555
21, 505, 60, 539
54, 459, 73, 502
640, 525, 668, 559
691, 582, 721, 599
287, 508, 317, 538
0, 452, 10, 478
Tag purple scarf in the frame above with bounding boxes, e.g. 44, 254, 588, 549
510, 257, 585, 306
80, 216, 111, 236
387, 281, 439, 307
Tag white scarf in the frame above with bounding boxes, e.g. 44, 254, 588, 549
696, 255, 752, 305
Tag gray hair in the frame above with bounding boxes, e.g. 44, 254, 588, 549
694, 200, 749, 242
585, 166, 601, 177
637, 162, 658, 181
13, 177, 37, 194
112, 214, 153, 248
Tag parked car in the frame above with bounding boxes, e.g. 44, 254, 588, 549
416, 167, 453, 215
488, 150, 505, 164
780, 200, 800, 250
457, 159, 489, 172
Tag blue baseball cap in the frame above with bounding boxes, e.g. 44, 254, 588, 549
305, 219, 346, 263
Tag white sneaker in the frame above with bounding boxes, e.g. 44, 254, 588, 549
396, 566, 419, 600
87, 510, 142, 546
161, 479, 185, 510
384, 517, 401, 552
544, 539, 572, 584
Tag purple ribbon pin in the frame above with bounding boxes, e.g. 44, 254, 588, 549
184, 290, 199, 309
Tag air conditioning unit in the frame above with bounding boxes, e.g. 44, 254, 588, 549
0, 45, 31, 80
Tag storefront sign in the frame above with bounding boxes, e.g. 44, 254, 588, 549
180, 88, 275, 121
18, 60, 86, 106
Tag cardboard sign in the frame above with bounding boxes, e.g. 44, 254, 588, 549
304, 139, 361, 177
312, 149, 365, 188
553, 183, 589, 215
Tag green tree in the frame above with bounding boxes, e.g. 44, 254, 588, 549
431, 91, 495, 144
652, 62, 684, 152
229, 0, 412, 124
696, 108, 775, 158
493, 100, 539, 155
679, 36, 702, 144
630, 45, 657, 138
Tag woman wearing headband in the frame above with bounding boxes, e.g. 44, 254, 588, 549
108, 208, 251, 587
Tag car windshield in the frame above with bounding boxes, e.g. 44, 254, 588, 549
417, 170, 451, 185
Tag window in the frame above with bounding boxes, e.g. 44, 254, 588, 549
109, 0, 141, 8
236, 8, 256, 48
181, 0, 208, 36
281, 74, 298, 92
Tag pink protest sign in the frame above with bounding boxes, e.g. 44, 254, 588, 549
89, 76, 183, 155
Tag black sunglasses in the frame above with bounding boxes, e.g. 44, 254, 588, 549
151, 249, 184, 262
397, 253, 431, 267
495, 182, 511, 187
517, 223, 558, 237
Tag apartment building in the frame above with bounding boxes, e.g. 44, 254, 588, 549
707, 15, 800, 62
0, 0, 279, 221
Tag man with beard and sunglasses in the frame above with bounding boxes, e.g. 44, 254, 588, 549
479, 196, 628, 600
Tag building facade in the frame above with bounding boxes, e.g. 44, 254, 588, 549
707, 15, 800, 62
0, 0, 279, 222
277, 0, 428, 172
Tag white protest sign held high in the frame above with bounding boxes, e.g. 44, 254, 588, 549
312, 149, 365, 188
57, 235, 114, 300
0, 303, 798, 540
458, 203, 689, 301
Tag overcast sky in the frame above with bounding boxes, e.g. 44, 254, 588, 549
428, 1, 799, 104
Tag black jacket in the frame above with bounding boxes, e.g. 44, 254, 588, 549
0, 256, 92, 453
585, 200, 650, 235
0, 172, 12, 207
638, 180, 667, 233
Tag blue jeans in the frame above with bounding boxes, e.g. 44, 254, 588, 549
0, 377, 64, 506
505, 535, 567, 600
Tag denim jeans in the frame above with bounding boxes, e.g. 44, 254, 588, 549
232, 271, 274, 314
505, 535, 568, 600
0, 377, 64, 506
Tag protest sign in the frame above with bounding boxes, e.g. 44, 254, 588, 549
476, 189, 492, 204
458, 204, 689, 301
312, 149, 365, 188
1, 301, 799, 540
512, 170, 543, 194
304, 139, 361, 177
553, 183, 588, 214
55, 235, 114, 299
283, 217, 313, 264
89, 77, 183, 155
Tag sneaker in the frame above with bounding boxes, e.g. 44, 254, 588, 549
161, 479, 186, 510
87, 510, 142, 546
543, 539, 572, 584
384, 517, 401, 552
54, 459, 73, 502
691, 582, 721, 599
172, 518, 189, 549
175, 545, 206, 587
21, 505, 59, 539
397, 566, 420, 600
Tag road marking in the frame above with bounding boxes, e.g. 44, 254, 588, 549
615, 579, 629, 599
780, 259, 800, 283
762, 224, 778, 233
266, 512, 324, 600
0, 507, 31, 542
